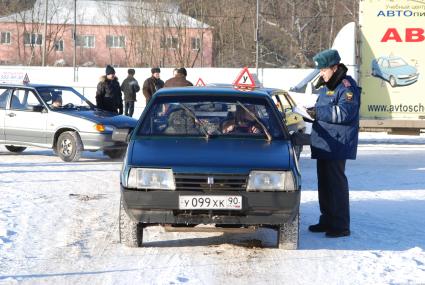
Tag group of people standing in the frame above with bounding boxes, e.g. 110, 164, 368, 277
95, 66, 193, 117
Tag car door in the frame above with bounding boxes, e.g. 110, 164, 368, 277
272, 91, 306, 134
4, 88, 48, 145
0, 88, 12, 143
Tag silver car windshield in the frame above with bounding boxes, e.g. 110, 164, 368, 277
36, 87, 94, 110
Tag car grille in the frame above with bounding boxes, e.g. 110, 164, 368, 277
174, 173, 248, 191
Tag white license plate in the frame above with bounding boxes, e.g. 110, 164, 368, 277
179, 195, 242, 210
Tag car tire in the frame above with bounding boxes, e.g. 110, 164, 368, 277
56, 131, 83, 162
389, 76, 397, 87
104, 149, 126, 159
276, 213, 299, 250
5, 145, 27, 153
119, 197, 143, 247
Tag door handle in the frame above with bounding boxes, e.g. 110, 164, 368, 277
7, 113, 16, 117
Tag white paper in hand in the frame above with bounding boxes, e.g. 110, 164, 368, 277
293, 106, 315, 121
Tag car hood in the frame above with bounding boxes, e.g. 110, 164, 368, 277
390, 65, 418, 75
55, 109, 138, 127
128, 138, 292, 173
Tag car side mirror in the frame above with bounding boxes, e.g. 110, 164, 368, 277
291, 131, 311, 146
33, 105, 46, 113
112, 128, 132, 143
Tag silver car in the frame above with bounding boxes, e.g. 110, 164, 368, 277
0, 83, 137, 162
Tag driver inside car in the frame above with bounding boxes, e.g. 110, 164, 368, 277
51, 92, 63, 108
222, 105, 261, 134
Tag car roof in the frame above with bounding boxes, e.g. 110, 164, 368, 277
379, 56, 402, 60
154, 86, 283, 99
0, 83, 70, 89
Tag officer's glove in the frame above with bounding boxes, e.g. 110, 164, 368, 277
306, 107, 316, 120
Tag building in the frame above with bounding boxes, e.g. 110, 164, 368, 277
0, 0, 213, 67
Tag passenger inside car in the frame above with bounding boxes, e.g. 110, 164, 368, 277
164, 108, 200, 135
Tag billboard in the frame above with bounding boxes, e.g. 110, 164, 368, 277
359, 0, 425, 120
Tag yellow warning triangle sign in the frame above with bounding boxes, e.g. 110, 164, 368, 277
233, 67, 256, 89
23, 73, 30, 84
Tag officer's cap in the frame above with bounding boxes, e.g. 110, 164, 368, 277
313, 49, 341, 69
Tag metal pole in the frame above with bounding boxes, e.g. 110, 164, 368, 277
255, 0, 259, 74
42, 0, 48, 66
73, 0, 77, 82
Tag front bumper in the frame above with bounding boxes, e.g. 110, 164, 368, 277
121, 186, 300, 225
80, 132, 128, 151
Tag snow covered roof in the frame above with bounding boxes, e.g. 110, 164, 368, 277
0, 0, 210, 29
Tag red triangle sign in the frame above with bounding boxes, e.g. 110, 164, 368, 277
233, 67, 256, 89
23, 73, 30, 84
195, 77, 206, 86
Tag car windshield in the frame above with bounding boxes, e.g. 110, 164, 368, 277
389, 58, 407, 68
137, 95, 285, 139
36, 86, 94, 110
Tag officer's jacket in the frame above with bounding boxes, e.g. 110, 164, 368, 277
310, 75, 361, 160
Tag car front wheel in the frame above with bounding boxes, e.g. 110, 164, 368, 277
276, 213, 299, 249
119, 197, 143, 247
5, 145, 27, 153
56, 131, 83, 162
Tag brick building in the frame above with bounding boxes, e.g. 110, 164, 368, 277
0, 0, 213, 67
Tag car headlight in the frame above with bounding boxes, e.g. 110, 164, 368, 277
247, 171, 297, 191
94, 124, 114, 132
126, 168, 175, 190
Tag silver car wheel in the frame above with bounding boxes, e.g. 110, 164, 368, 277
56, 131, 83, 162
61, 138, 73, 156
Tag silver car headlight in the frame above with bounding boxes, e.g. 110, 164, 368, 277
126, 168, 175, 190
247, 171, 297, 191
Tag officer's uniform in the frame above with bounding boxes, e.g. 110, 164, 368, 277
310, 49, 361, 234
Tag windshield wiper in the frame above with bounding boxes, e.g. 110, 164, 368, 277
236, 101, 272, 142
180, 104, 210, 139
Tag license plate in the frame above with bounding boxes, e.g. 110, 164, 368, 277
179, 195, 242, 210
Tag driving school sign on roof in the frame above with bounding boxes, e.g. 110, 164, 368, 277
233, 67, 256, 89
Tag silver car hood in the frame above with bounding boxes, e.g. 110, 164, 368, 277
54, 109, 138, 128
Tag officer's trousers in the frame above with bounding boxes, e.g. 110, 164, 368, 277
317, 159, 350, 231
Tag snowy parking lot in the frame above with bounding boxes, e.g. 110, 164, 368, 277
1, 132, 425, 284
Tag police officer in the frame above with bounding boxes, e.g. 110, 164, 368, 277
307, 49, 361, 238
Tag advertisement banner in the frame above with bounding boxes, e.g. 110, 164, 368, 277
359, 0, 425, 119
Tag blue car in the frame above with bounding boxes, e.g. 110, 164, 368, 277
371, 56, 419, 87
116, 86, 309, 249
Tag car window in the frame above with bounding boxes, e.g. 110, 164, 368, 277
272, 92, 305, 134
137, 96, 284, 138
36, 87, 92, 109
0, 88, 11, 109
11, 89, 42, 111
389, 58, 407, 68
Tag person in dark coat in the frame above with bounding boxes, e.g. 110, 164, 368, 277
142, 67, 164, 104
121, 68, 140, 117
96, 65, 123, 114
164, 67, 193, 87
306, 49, 361, 238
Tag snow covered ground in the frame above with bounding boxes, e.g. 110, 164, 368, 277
1, 132, 425, 285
